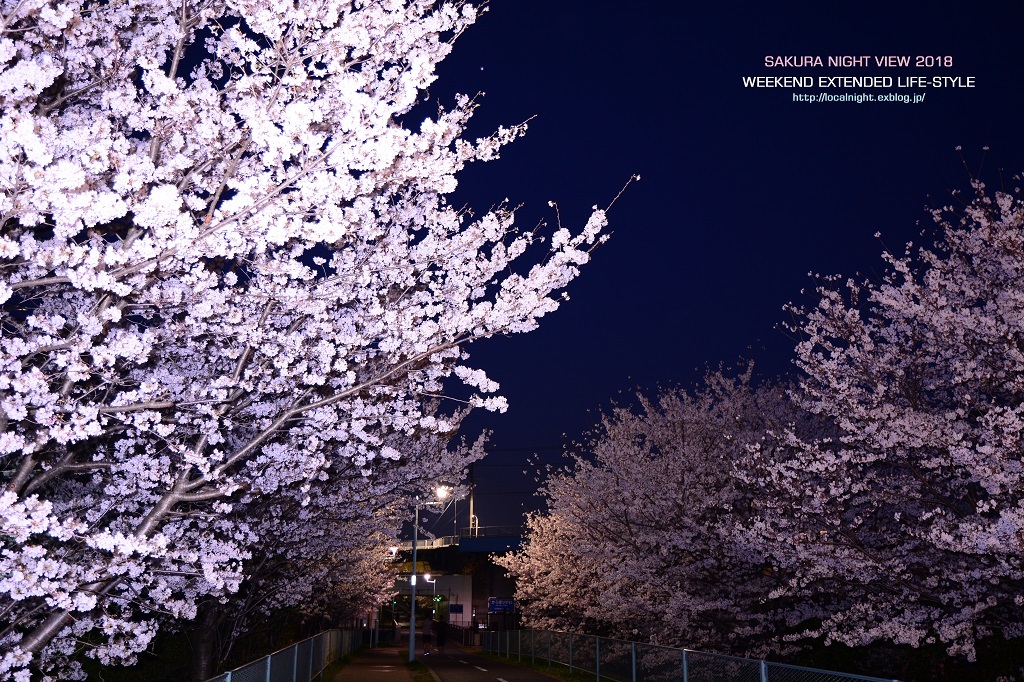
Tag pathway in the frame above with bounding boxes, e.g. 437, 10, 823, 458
421, 640, 557, 682
332, 645, 414, 682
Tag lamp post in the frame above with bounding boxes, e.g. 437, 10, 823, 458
424, 573, 437, 615
409, 485, 450, 662
380, 546, 398, 646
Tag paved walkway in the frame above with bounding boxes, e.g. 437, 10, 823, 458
419, 641, 557, 682
332, 639, 556, 682
332, 645, 414, 682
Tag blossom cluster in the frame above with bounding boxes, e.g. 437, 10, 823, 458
499, 369, 814, 655
504, 179, 1024, 675
0, 0, 608, 677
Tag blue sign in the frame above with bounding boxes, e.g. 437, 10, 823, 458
449, 604, 464, 614
488, 598, 515, 614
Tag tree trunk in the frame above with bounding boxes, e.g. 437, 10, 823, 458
191, 602, 224, 682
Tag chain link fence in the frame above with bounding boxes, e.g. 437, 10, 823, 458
483, 629, 901, 682
205, 628, 366, 682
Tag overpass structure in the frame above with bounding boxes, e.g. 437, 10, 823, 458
393, 525, 523, 631
398, 525, 522, 553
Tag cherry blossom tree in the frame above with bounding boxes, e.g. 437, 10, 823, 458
500, 369, 809, 655
186, 501, 395, 680
0, 0, 613, 677
188, 429, 480, 679
746, 176, 1024, 663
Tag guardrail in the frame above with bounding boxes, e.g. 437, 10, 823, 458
483, 629, 900, 682
205, 628, 368, 682
448, 623, 483, 647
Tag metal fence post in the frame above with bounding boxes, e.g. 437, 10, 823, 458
548, 630, 552, 667
225, 673, 232, 682
631, 640, 636, 682
531, 628, 535, 665
264, 654, 272, 682
760, 660, 769, 682
595, 637, 600, 682
308, 635, 314, 681
292, 643, 298, 682
569, 632, 574, 674
682, 649, 688, 682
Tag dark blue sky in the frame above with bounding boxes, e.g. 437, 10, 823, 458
423, 0, 1024, 533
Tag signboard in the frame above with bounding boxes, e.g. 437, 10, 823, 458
449, 604, 463, 614
488, 597, 515, 614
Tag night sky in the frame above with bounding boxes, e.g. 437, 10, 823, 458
422, 0, 1024, 534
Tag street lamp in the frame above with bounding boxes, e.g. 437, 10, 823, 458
423, 573, 437, 614
409, 485, 450, 662
376, 547, 401, 646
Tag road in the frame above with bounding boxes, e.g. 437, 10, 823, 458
420, 641, 557, 682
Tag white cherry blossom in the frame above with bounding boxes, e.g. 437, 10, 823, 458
0, 0, 611, 677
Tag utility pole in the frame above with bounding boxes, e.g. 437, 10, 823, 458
468, 464, 478, 537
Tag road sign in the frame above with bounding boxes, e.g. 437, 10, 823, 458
488, 597, 515, 613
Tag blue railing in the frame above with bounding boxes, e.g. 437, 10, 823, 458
483, 629, 900, 682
